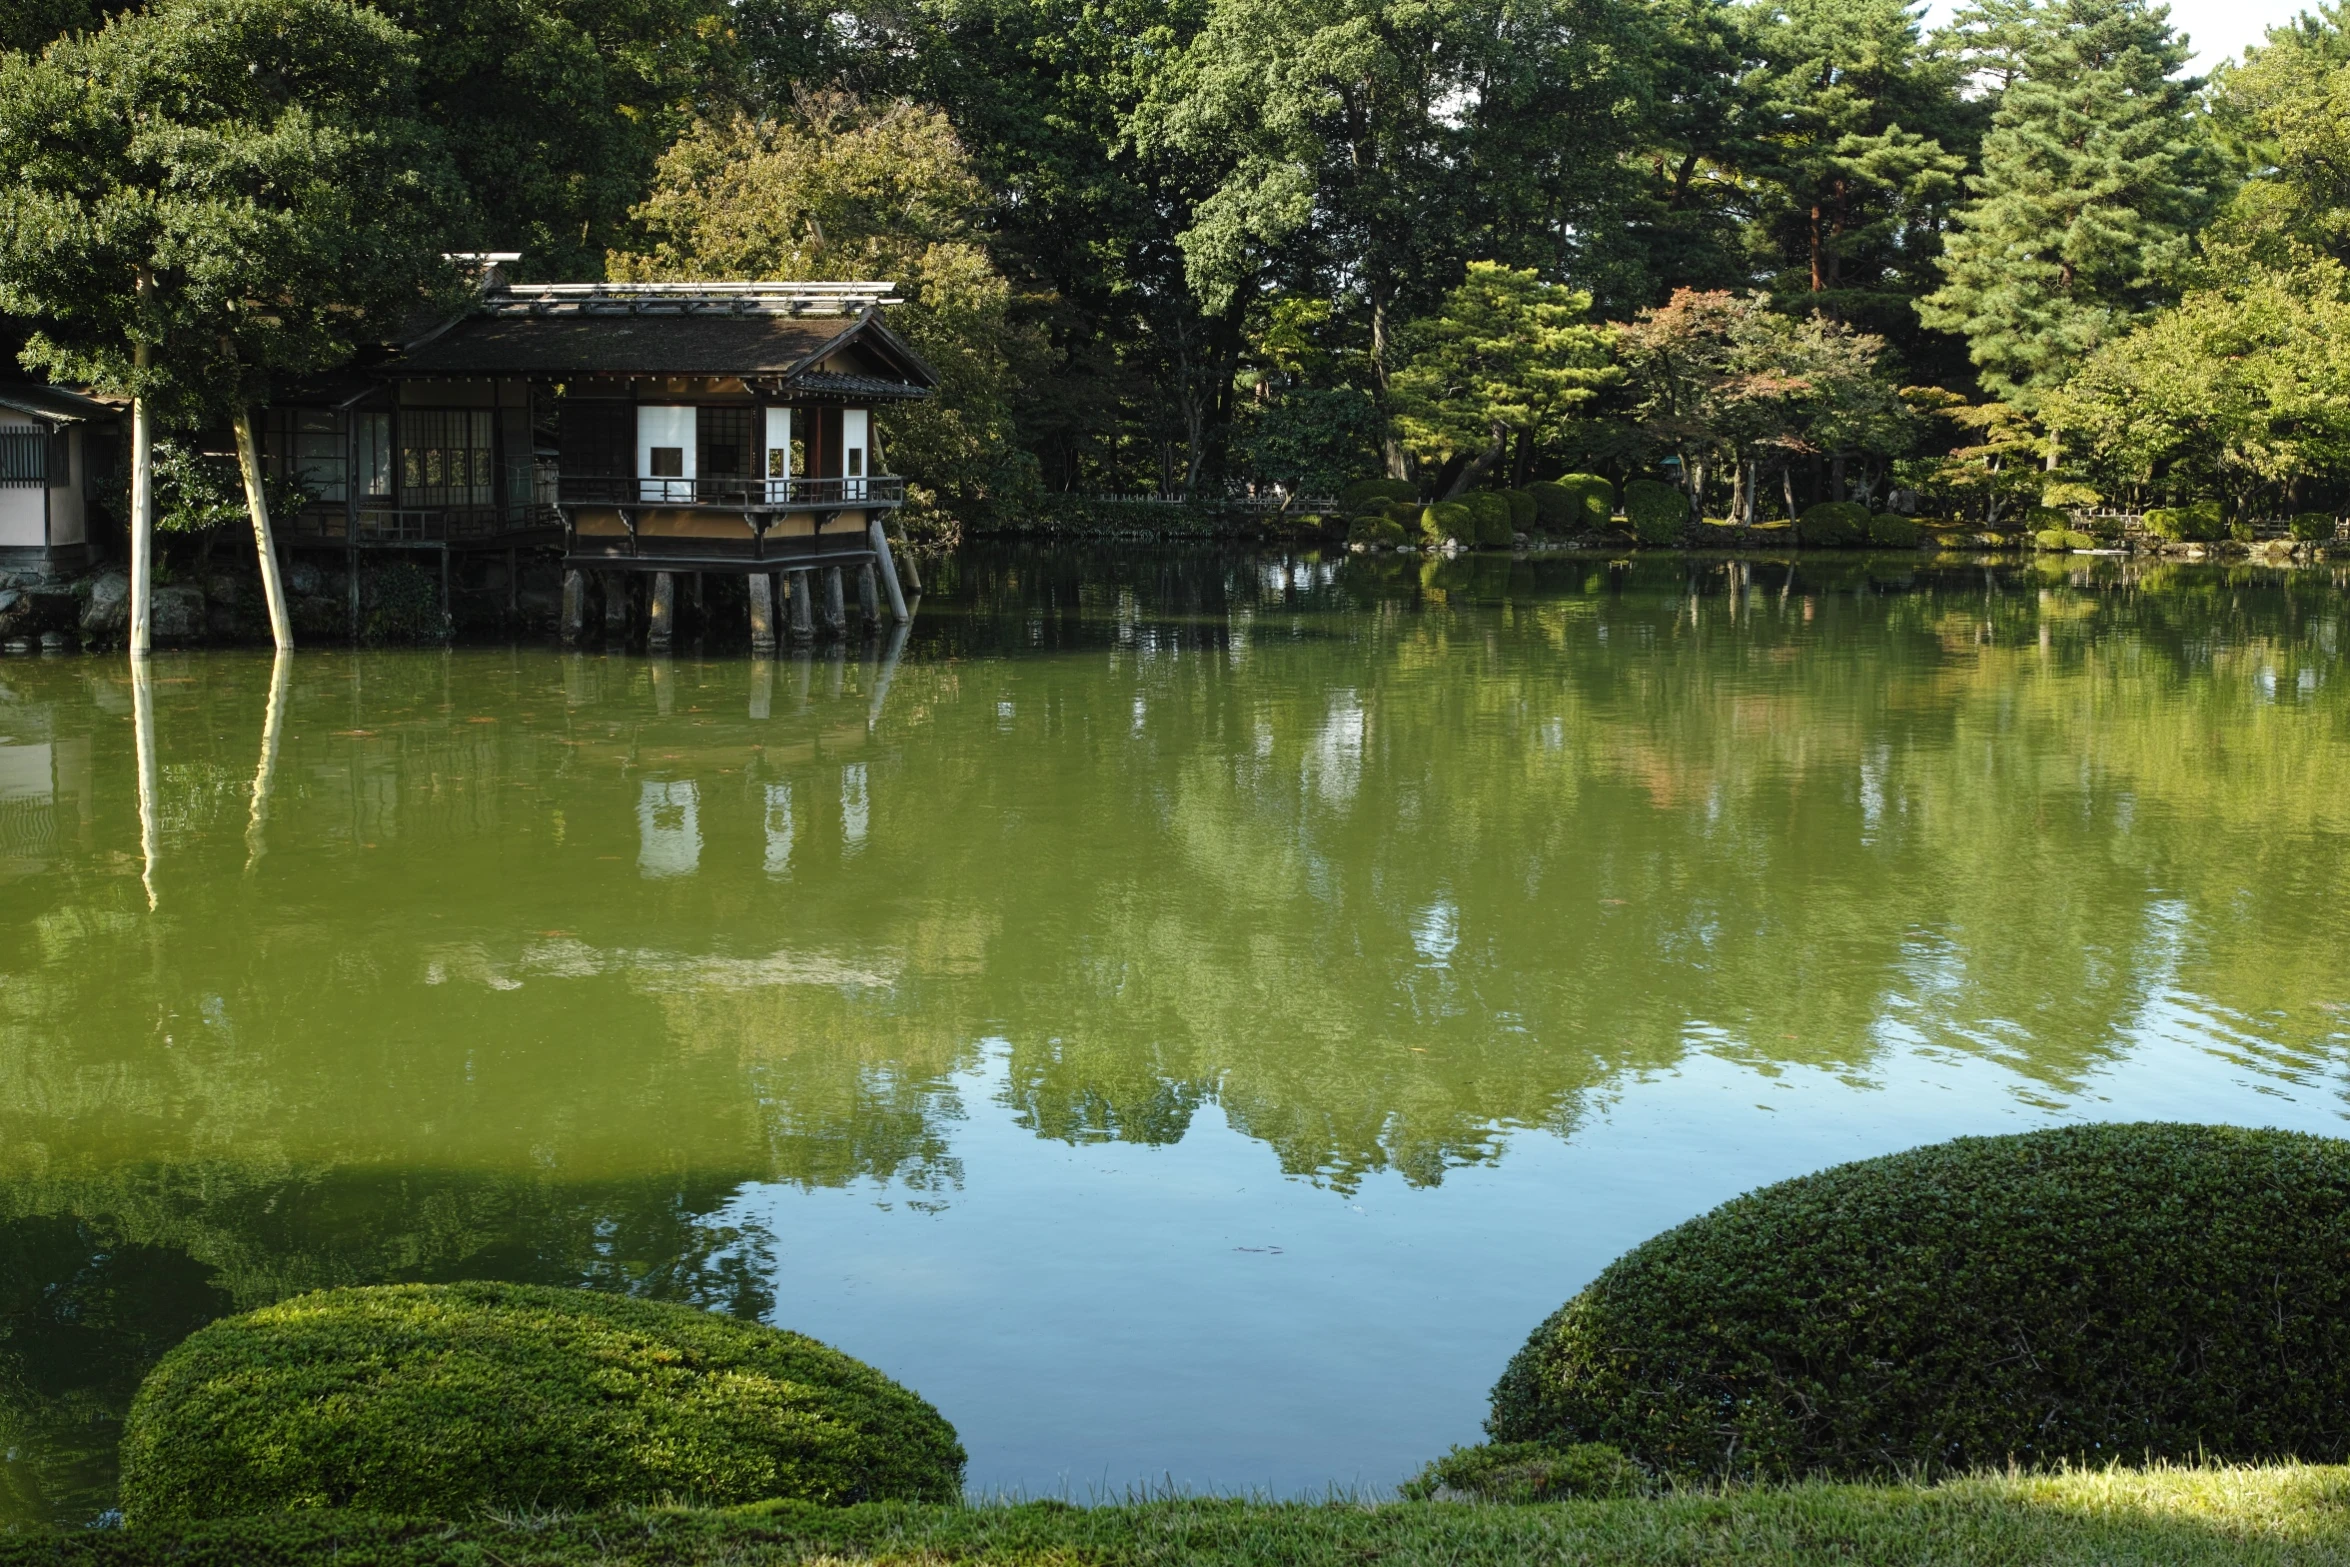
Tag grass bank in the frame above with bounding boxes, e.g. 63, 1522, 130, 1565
7, 1464, 2350, 1566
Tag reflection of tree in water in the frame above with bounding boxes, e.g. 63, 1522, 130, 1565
923, 549, 2350, 1185
0, 1165, 773, 1529
8, 556, 2350, 1515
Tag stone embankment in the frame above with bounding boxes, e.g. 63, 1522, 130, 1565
0, 553, 568, 648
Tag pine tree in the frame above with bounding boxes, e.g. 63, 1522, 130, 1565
1746, 0, 1969, 344
1918, 0, 2222, 405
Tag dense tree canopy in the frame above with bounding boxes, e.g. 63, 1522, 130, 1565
2, 0, 2345, 523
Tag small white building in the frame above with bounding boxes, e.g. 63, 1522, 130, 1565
0, 384, 113, 572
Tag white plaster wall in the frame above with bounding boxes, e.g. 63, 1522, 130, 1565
842, 408, 869, 498
48, 427, 84, 545
636, 406, 696, 502
764, 406, 793, 501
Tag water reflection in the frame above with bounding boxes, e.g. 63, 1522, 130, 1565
3, 551, 2350, 1518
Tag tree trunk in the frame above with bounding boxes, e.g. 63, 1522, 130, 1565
1727, 458, 1747, 525
1442, 424, 1510, 499
1831, 451, 1846, 504
1372, 288, 1408, 479
1781, 463, 1798, 524
232, 407, 294, 650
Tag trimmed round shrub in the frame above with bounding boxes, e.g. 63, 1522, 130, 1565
2291, 512, 2335, 542
1866, 512, 1919, 548
1461, 491, 1514, 546
1338, 477, 1418, 512
2144, 501, 2223, 542
120, 1282, 966, 1523
1796, 500, 1869, 547
1526, 480, 1572, 530
1528, 476, 1614, 534
1349, 513, 1407, 546
1400, 1441, 1643, 1503
1501, 488, 1537, 532
1621, 479, 1685, 545
1561, 474, 1615, 532
1489, 1124, 2350, 1481
2034, 528, 2096, 551
1421, 501, 1472, 545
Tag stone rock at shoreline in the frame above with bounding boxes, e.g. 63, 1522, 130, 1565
81, 570, 128, 637
292, 595, 344, 636
152, 584, 205, 641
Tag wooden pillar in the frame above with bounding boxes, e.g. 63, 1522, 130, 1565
506, 547, 520, 621
648, 571, 675, 650
603, 572, 629, 640
561, 569, 586, 646
438, 546, 451, 640
749, 573, 776, 653
347, 545, 360, 643
856, 560, 880, 630
788, 569, 815, 642
821, 566, 847, 637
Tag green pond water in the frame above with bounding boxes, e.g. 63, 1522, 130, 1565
5, 546, 2350, 1522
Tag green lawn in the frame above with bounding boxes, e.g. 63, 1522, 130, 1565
7, 1464, 2350, 1565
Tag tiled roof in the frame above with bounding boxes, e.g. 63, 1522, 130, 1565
0, 383, 116, 423
392, 313, 856, 378
388, 301, 937, 394
790, 370, 931, 402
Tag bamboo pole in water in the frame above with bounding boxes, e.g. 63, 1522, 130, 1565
868, 518, 910, 623
128, 277, 155, 658
232, 408, 294, 650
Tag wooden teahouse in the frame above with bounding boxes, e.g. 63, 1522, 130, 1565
268, 269, 933, 646
0, 384, 115, 574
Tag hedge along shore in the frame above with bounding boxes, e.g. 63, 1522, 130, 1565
8, 1467, 2350, 1566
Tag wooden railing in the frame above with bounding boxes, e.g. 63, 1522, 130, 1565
283, 504, 559, 544
555, 475, 906, 508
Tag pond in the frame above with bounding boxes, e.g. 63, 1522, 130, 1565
5, 546, 2350, 1524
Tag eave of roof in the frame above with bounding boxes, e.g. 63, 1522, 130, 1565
0, 384, 117, 423
384, 299, 937, 393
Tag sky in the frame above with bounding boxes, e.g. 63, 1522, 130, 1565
1918, 0, 2318, 70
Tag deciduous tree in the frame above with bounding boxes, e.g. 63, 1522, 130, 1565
613, 96, 1044, 534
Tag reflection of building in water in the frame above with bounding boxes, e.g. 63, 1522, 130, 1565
763, 783, 794, 875
0, 737, 92, 878
637, 779, 701, 878
840, 763, 868, 850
